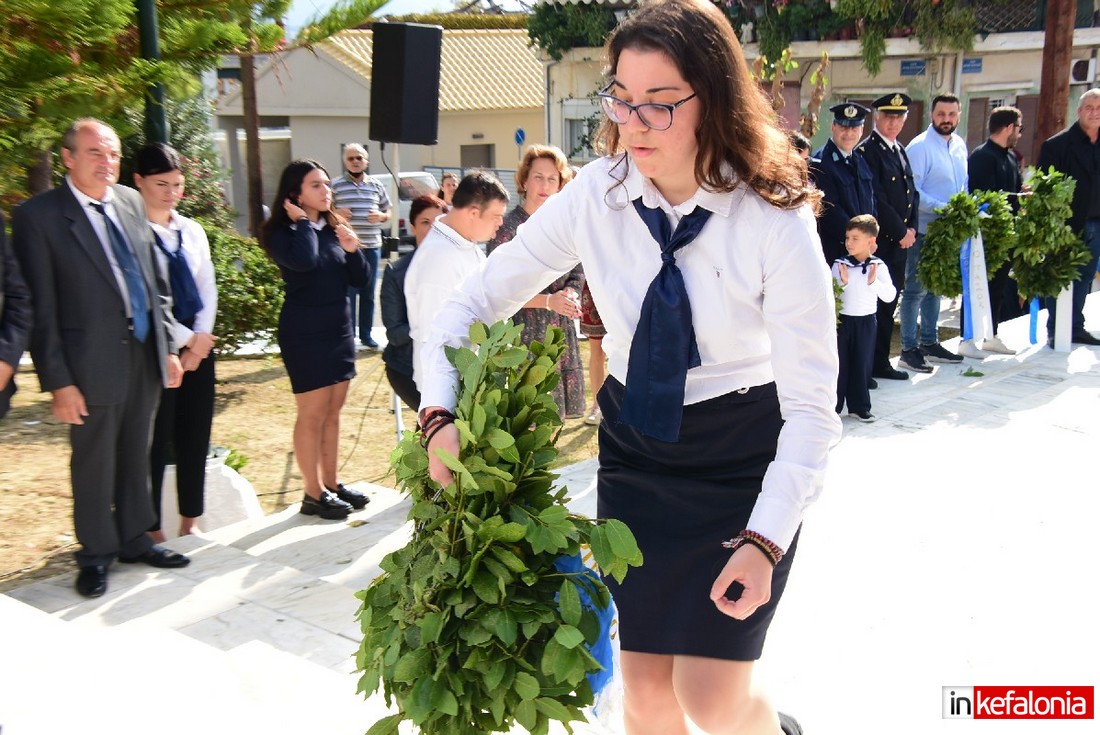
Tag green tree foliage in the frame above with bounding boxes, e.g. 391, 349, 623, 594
527, 2, 617, 61
203, 221, 284, 354
382, 12, 528, 30
357, 321, 642, 735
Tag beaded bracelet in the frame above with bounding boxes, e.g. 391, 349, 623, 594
418, 408, 455, 431
721, 529, 784, 566
420, 415, 455, 449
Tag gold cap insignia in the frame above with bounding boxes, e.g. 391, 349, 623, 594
845, 105, 857, 118
891, 94, 904, 107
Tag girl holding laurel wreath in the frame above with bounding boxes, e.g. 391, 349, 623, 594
416, 1, 841, 732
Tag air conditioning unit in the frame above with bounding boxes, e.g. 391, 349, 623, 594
1070, 58, 1096, 84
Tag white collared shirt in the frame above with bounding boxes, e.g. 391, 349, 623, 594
833, 255, 896, 316
68, 178, 134, 311
405, 219, 486, 390
149, 211, 218, 348
419, 154, 842, 550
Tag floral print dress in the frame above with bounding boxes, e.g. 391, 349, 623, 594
486, 205, 587, 418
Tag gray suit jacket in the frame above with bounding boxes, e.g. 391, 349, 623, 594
12, 183, 177, 404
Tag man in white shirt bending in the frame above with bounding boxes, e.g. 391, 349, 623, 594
405, 171, 509, 397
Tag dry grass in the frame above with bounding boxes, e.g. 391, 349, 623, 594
0, 344, 601, 592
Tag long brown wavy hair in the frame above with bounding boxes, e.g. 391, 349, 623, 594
592, 0, 818, 212
259, 159, 348, 255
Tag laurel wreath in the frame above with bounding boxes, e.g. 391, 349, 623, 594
356, 320, 642, 735
1013, 167, 1091, 300
918, 190, 1016, 297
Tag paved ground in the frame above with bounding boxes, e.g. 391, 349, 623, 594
3, 294, 1099, 735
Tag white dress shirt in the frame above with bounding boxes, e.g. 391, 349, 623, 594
67, 178, 135, 312
405, 219, 486, 390
149, 211, 217, 349
832, 255, 896, 316
419, 154, 841, 550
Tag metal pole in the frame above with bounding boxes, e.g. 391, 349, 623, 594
136, 0, 169, 144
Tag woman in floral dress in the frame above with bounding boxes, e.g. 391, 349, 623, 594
486, 145, 586, 418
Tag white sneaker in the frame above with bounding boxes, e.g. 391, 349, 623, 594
981, 336, 1016, 355
584, 406, 603, 426
956, 339, 991, 359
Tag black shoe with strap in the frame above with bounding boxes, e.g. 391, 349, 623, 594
326, 483, 369, 510
300, 490, 352, 520
1072, 330, 1100, 346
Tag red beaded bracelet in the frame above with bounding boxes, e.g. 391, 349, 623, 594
721, 529, 784, 566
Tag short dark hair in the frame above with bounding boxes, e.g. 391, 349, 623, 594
409, 194, 446, 224
847, 214, 879, 237
989, 106, 1022, 136
452, 171, 509, 210
134, 142, 181, 177
931, 92, 961, 110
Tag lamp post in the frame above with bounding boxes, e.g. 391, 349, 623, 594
136, 0, 169, 144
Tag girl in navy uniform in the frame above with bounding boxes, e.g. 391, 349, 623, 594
417, 1, 841, 732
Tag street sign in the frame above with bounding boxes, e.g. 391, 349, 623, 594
515, 128, 526, 146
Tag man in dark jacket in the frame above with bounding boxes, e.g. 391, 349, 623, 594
858, 93, 919, 381
965, 106, 1025, 355
1036, 88, 1100, 345
812, 102, 877, 266
1, 211, 32, 418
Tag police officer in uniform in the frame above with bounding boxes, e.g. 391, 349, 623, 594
811, 102, 876, 266
857, 92, 919, 381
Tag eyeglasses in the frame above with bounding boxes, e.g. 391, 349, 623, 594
346, 156, 365, 162
597, 86, 697, 131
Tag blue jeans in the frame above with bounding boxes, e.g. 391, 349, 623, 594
348, 246, 381, 344
899, 233, 942, 351
1046, 218, 1100, 335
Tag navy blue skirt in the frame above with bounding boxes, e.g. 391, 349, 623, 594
596, 377, 798, 661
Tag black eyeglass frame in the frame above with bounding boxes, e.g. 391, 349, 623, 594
596, 85, 698, 131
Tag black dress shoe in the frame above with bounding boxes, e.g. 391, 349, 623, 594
119, 545, 191, 568
868, 377, 878, 390
872, 365, 910, 380
1072, 330, 1100, 346
76, 565, 108, 598
300, 490, 352, 520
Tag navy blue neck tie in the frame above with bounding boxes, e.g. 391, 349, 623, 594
619, 199, 712, 442
90, 201, 150, 342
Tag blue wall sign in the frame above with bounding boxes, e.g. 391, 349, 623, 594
962, 57, 983, 74
900, 60, 927, 77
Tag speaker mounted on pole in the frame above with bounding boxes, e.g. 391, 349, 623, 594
369, 22, 443, 146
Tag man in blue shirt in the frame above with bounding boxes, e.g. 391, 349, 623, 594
899, 93, 967, 373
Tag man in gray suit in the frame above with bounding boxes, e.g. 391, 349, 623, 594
1, 210, 32, 418
13, 118, 188, 598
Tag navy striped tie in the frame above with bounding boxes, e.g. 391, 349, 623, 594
90, 202, 149, 342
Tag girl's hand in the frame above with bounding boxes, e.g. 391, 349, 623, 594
283, 198, 307, 222
335, 223, 360, 253
709, 544, 775, 620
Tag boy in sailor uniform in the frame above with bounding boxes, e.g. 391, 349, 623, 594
834, 215, 896, 422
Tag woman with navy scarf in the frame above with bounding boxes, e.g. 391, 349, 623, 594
416, 1, 841, 732
134, 143, 218, 540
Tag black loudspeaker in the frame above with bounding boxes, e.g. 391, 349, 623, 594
369, 22, 443, 145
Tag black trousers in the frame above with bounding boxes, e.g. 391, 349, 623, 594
873, 247, 905, 372
150, 353, 215, 530
385, 365, 421, 414
71, 337, 160, 567
838, 313, 876, 414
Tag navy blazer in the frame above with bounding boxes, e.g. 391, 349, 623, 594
1, 211, 32, 417
857, 130, 919, 258
811, 139, 877, 264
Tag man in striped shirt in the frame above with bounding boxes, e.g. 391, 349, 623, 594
332, 143, 391, 349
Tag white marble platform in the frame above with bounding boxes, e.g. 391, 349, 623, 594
3, 295, 1099, 735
